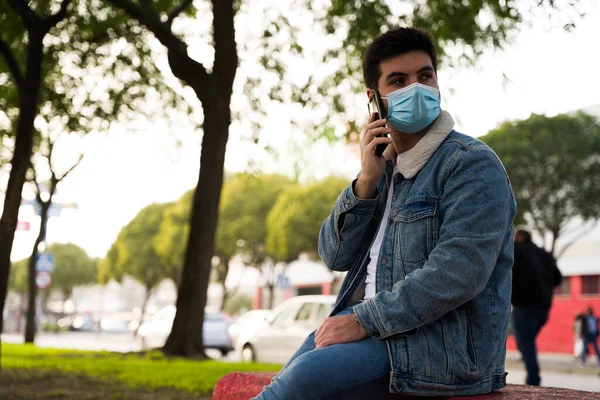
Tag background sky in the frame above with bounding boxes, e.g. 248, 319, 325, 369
7, 2, 600, 261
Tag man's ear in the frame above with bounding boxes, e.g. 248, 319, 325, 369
366, 88, 374, 100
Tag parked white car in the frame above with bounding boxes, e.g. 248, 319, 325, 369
138, 305, 234, 356
239, 295, 336, 364
228, 309, 271, 351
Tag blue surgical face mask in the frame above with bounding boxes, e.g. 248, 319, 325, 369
383, 83, 441, 134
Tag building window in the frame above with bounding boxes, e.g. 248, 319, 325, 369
554, 276, 570, 296
581, 275, 600, 295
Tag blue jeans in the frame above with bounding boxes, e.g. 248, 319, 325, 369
581, 334, 600, 363
252, 306, 392, 400
512, 307, 548, 386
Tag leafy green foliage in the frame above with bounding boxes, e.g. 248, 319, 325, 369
0, 0, 184, 144
267, 176, 348, 262
237, 0, 584, 144
153, 192, 194, 288
8, 259, 28, 295
481, 112, 600, 255
3, 343, 280, 395
99, 202, 173, 290
154, 173, 294, 287
217, 173, 294, 266
45, 243, 97, 298
222, 292, 252, 316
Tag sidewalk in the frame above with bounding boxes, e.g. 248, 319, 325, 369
506, 350, 600, 375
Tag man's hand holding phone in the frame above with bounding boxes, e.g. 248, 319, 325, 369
354, 113, 392, 199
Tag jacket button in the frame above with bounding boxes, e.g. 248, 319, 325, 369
381, 258, 388, 265
405, 210, 413, 217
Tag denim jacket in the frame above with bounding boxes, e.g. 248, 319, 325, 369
318, 111, 516, 396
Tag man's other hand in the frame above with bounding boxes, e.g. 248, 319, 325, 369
314, 313, 368, 348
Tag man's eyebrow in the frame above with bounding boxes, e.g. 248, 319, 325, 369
418, 66, 435, 74
385, 66, 435, 82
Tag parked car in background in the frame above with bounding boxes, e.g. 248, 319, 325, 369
137, 305, 234, 356
62, 315, 98, 332
99, 317, 138, 334
228, 309, 271, 351
239, 295, 336, 364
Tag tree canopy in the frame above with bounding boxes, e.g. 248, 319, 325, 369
267, 176, 348, 262
154, 173, 294, 289
217, 173, 294, 266
482, 111, 600, 256
45, 243, 97, 300
0, 0, 180, 142
153, 192, 193, 289
99, 202, 173, 290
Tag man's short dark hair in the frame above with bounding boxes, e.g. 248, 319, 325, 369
362, 27, 437, 90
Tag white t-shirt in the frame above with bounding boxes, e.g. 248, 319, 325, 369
364, 152, 409, 299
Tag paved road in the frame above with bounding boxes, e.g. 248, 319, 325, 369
1, 331, 236, 360
505, 368, 600, 392
4, 332, 600, 392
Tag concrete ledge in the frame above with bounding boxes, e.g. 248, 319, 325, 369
212, 372, 600, 400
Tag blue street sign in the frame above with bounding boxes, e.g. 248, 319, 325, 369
21, 199, 79, 217
36, 253, 54, 273
276, 275, 290, 290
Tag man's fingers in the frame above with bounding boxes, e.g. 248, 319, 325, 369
361, 119, 389, 146
315, 319, 328, 343
315, 335, 332, 349
364, 137, 393, 153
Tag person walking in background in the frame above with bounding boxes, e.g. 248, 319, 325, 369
511, 226, 562, 386
579, 306, 600, 367
574, 311, 585, 359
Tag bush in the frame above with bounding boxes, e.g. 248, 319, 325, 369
223, 292, 252, 316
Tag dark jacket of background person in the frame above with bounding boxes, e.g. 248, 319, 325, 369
512, 240, 562, 309
576, 311, 600, 338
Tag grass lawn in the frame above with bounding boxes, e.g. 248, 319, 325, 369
1, 343, 281, 399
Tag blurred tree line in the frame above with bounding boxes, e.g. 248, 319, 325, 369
98, 173, 347, 313
0, 0, 591, 359
9, 242, 97, 313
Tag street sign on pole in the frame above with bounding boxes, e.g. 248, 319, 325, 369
35, 271, 53, 290
36, 253, 54, 273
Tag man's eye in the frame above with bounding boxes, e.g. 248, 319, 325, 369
420, 74, 433, 80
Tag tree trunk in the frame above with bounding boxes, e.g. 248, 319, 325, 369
220, 284, 229, 312
24, 201, 50, 343
168, 270, 181, 292
162, 0, 236, 358
550, 229, 559, 257
266, 283, 276, 310
217, 258, 230, 312
163, 99, 231, 358
135, 288, 152, 337
0, 31, 46, 351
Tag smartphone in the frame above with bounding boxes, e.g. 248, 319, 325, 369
368, 89, 388, 157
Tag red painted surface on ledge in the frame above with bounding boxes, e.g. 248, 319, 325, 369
212, 372, 600, 400
212, 372, 274, 400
